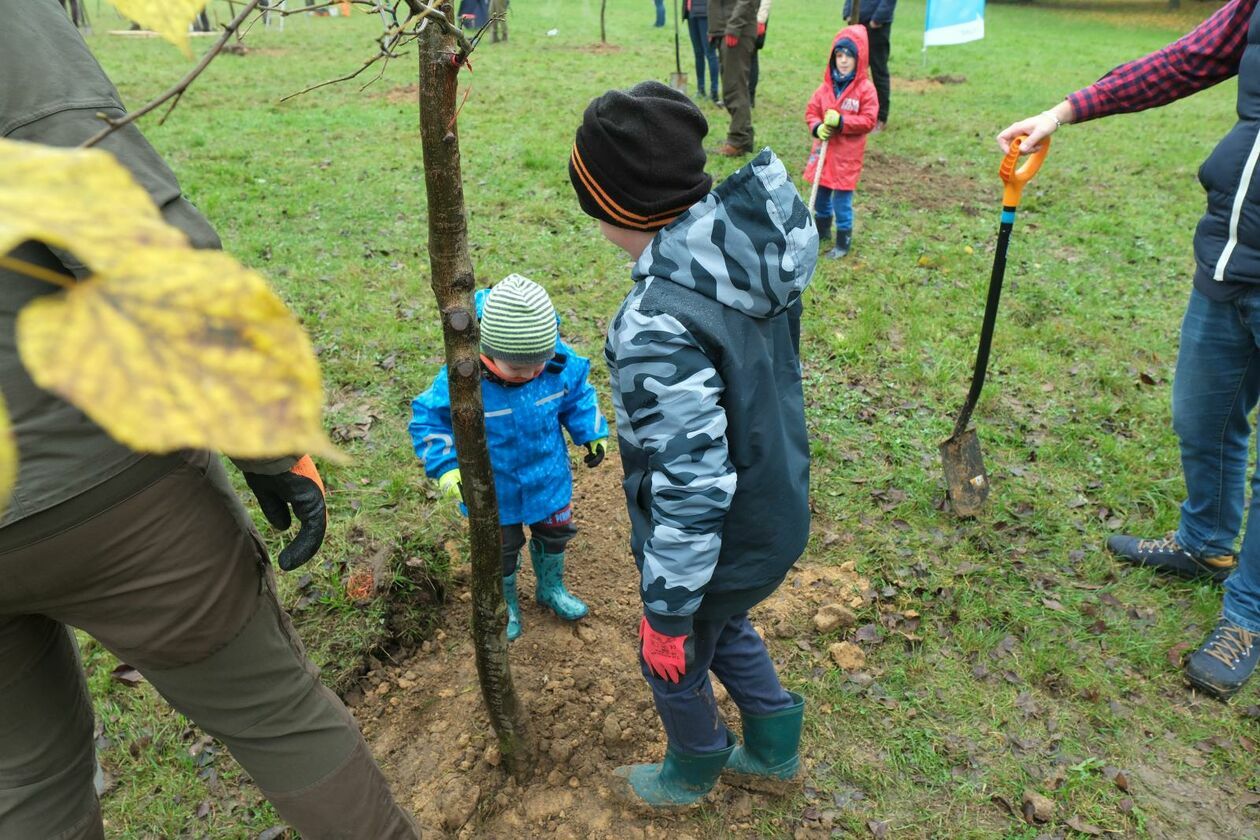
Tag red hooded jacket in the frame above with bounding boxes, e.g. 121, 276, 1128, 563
803, 25, 879, 192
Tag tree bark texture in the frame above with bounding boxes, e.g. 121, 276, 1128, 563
416, 5, 532, 779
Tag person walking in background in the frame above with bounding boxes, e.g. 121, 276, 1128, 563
709, 0, 759, 155
841, 0, 895, 131
685, 0, 721, 104
804, 25, 878, 259
655, 0, 666, 27
998, 0, 1259, 700
748, 0, 771, 109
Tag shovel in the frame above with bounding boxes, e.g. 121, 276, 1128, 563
940, 134, 1049, 516
669, 0, 688, 92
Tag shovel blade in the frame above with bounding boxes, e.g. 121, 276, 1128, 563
940, 428, 990, 517
669, 72, 688, 93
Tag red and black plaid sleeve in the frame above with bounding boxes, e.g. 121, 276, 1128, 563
1066, 0, 1255, 122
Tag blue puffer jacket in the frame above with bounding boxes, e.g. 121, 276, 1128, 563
409, 290, 609, 526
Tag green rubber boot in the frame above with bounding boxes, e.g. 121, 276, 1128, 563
529, 540, 588, 621
612, 736, 736, 810
723, 692, 805, 793
503, 571, 522, 641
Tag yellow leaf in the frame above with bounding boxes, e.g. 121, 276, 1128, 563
0, 392, 16, 513
0, 139, 186, 271
108, 0, 210, 57
17, 248, 340, 462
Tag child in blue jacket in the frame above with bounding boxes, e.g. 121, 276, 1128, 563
409, 275, 609, 641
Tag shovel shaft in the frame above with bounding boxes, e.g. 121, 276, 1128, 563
808, 139, 829, 217
951, 211, 1014, 438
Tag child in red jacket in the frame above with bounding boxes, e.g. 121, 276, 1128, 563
804, 24, 879, 259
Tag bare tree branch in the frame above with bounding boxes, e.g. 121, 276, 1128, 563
80, 0, 265, 149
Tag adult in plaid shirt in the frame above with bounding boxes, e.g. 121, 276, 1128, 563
998, 0, 1260, 702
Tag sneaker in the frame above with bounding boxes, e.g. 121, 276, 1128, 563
1106, 533, 1236, 584
1185, 617, 1259, 700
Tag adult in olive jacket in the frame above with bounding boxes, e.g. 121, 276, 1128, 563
0, 1, 418, 837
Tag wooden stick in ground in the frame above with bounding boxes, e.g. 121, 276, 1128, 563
415, 1, 533, 780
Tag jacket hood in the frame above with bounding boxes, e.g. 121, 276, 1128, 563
631, 149, 818, 318
823, 25, 870, 90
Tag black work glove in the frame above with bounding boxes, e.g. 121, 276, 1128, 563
584, 439, 607, 469
243, 455, 328, 571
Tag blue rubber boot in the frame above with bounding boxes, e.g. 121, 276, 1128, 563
529, 540, 588, 621
503, 571, 522, 642
612, 737, 735, 810
723, 692, 805, 793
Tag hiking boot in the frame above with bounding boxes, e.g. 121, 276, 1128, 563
612, 736, 736, 809
826, 229, 851, 260
1107, 533, 1236, 583
529, 540, 588, 621
503, 570, 522, 641
713, 142, 751, 157
723, 691, 805, 794
1185, 617, 1258, 700
814, 216, 832, 247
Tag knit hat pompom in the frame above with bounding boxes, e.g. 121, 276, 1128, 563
569, 81, 713, 232
479, 274, 558, 365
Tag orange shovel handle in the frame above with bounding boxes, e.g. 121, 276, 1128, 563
1000, 135, 1050, 208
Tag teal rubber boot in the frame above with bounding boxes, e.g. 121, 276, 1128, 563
612, 737, 736, 810
503, 571, 522, 641
529, 540, 588, 621
723, 692, 805, 793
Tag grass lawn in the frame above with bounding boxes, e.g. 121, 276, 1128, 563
60, 0, 1260, 836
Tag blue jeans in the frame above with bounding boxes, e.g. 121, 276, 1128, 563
654, 0, 665, 26
814, 186, 854, 232
641, 611, 793, 754
687, 14, 719, 97
1172, 288, 1260, 632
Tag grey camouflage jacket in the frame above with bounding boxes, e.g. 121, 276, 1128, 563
605, 149, 818, 637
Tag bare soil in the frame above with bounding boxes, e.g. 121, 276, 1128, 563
354, 464, 870, 838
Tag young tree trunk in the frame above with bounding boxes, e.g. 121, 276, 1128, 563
600, 0, 607, 43
848, 0, 860, 25
416, 4, 532, 779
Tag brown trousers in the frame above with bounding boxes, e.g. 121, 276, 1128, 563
0, 453, 418, 839
720, 33, 756, 151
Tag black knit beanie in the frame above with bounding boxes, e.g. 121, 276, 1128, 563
568, 81, 713, 232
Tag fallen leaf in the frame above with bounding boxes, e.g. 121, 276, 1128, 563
1167, 641, 1192, 667
1065, 815, 1104, 835
1021, 789, 1053, 823
195, 800, 211, 820
109, 663, 144, 687
1042, 598, 1066, 612
866, 819, 889, 838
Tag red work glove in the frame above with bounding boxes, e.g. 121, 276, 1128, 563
243, 455, 328, 571
756, 21, 766, 37
724, 33, 739, 48
639, 616, 693, 683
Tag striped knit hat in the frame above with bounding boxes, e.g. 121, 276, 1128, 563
479, 274, 558, 364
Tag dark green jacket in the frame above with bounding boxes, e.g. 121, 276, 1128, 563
0, 0, 292, 527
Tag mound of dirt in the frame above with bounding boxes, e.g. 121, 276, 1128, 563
355, 465, 861, 837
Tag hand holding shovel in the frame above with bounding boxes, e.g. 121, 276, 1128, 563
939, 135, 1049, 516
